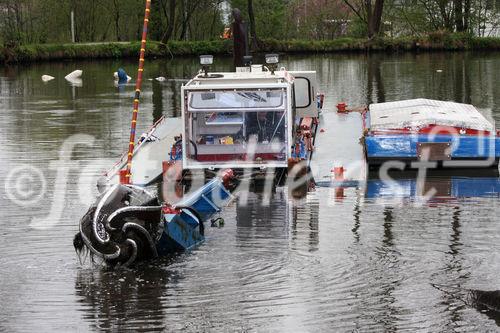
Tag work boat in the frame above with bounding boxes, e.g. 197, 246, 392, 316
364, 99, 500, 169
104, 55, 321, 187
75, 54, 323, 267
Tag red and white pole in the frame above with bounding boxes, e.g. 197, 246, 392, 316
124, 0, 152, 184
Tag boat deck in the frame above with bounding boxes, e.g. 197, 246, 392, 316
310, 111, 367, 184
108, 117, 183, 186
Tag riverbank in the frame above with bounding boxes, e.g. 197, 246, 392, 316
2, 33, 500, 63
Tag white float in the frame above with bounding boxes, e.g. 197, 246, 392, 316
41, 75, 55, 82
67, 78, 83, 87
65, 70, 83, 81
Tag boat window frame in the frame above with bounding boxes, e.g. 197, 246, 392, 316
187, 88, 287, 112
293, 76, 312, 109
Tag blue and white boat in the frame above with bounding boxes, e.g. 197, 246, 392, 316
363, 99, 500, 169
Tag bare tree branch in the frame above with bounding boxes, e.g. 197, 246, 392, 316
342, 0, 367, 23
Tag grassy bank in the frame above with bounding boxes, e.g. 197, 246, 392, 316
2, 34, 500, 63
260, 33, 500, 53
0, 40, 233, 63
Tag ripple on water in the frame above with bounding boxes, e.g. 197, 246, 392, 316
2, 56, 500, 331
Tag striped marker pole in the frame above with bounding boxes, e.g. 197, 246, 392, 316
124, 0, 151, 184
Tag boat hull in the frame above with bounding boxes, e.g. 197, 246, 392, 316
365, 134, 500, 169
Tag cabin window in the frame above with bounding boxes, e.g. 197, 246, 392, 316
188, 89, 285, 110
293, 77, 311, 109
184, 109, 288, 166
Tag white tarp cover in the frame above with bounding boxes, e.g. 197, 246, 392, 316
369, 99, 493, 131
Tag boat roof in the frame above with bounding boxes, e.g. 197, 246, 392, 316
369, 99, 494, 132
185, 69, 294, 88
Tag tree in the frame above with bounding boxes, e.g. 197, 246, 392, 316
161, 0, 177, 43
111, 0, 122, 41
247, 0, 259, 48
342, 0, 385, 38
453, 0, 471, 31
178, 0, 202, 41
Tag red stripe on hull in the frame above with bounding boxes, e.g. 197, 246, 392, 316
194, 153, 285, 162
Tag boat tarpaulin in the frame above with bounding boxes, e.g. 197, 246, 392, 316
369, 99, 494, 132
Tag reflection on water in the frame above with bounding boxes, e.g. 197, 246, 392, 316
75, 262, 175, 332
1, 53, 500, 331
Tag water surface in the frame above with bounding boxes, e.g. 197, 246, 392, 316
1, 52, 500, 331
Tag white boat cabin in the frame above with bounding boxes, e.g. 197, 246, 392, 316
181, 68, 319, 170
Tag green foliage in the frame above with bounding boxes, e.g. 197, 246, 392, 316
5, 34, 500, 63
1, 0, 500, 63
0, 40, 233, 62
167, 40, 231, 55
470, 37, 500, 50
255, 0, 286, 38
348, 17, 369, 39
423, 31, 474, 49
0, 0, 226, 45
3, 35, 500, 63
229, 0, 286, 39
2, 0, 498, 49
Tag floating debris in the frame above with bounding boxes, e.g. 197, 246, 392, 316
113, 68, 132, 83
65, 70, 83, 86
65, 70, 83, 80
41, 75, 55, 82
66, 77, 83, 87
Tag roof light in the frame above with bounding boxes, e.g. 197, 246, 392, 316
265, 54, 279, 64
243, 55, 253, 66
200, 55, 213, 77
265, 54, 279, 75
200, 55, 213, 65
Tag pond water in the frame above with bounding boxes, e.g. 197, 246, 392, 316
1, 52, 500, 332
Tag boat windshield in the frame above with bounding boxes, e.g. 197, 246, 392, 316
189, 89, 285, 110
184, 109, 288, 167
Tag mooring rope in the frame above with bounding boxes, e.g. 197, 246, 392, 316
124, 0, 152, 183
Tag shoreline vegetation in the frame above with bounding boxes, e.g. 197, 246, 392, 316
2, 34, 500, 64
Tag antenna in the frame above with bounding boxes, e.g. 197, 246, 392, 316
124, 0, 152, 184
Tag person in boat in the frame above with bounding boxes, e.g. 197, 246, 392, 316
245, 111, 285, 143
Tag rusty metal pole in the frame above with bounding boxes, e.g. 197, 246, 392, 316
124, 0, 151, 184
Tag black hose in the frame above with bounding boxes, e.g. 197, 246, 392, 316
189, 140, 198, 160
175, 139, 198, 160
